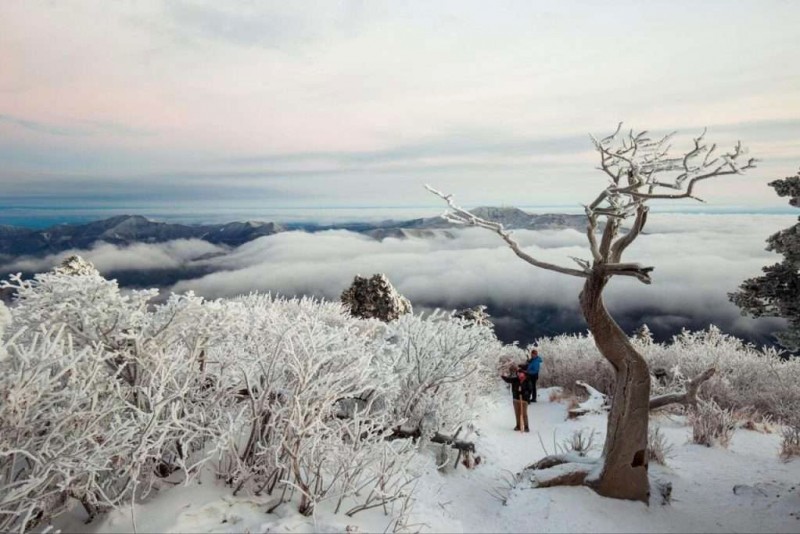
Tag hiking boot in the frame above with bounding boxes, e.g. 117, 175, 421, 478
524, 427, 530, 432
513, 426, 520, 431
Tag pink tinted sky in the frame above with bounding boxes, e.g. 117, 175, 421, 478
1, 0, 799, 209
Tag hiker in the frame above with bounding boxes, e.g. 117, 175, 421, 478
524, 348, 543, 403
501, 364, 533, 432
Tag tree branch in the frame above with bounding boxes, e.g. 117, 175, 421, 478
649, 367, 716, 411
610, 205, 648, 263
425, 186, 589, 278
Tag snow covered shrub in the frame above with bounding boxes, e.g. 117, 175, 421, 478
560, 428, 598, 457
2, 261, 157, 351
665, 328, 800, 419
534, 326, 800, 424
383, 311, 501, 439
774, 399, 800, 461
690, 400, 737, 448
535, 333, 614, 395
647, 425, 674, 466
217, 294, 413, 517
0, 323, 231, 534
495, 343, 527, 375
0, 267, 236, 531
0, 328, 116, 533
780, 425, 800, 461
736, 408, 775, 434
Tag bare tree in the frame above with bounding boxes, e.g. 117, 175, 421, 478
428, 124, 756, 502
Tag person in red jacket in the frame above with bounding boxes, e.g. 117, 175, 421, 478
501, 364, 533, 432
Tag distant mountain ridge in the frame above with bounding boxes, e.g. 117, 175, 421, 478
289, 207, 590, 238
0, 215, 284, 256
0, 208, 590, 257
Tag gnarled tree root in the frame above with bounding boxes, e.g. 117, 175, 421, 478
523, 454, 673, 506
531, 463, 594, 487
523, 454, 598, 488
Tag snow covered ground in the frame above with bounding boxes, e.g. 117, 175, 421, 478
51, 386, 800, 533
412, 388, 800, 533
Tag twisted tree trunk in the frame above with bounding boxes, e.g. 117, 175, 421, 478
579, 271, 650, 502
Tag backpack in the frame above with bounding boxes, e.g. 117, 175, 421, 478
520, 374, 535, 403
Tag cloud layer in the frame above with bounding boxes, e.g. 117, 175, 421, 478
5, 239, 225, 275
1, 212, 791, 344
165, 213, 794, 342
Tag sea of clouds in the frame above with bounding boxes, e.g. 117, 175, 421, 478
3, 213, 793, 345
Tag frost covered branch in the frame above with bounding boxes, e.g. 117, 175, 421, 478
424, 185, 589, 278
427, 126, 754, 288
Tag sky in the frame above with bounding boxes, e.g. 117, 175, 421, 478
1, 0, 800, 216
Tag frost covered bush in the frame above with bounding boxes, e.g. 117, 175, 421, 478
0, 323, 235, 534
534, 326, 800, 423
690, 400, 737, 448
495, 343, 527, 375
1, 330, 125, 532
0, 264, 509, 529
780, 425, 800, 461
383, 311, 502, 439
773, 398, 800, 461
197, 296, 497, 518
535, 332, 615, 395
217, 294, 413, 517
0, 266, 237, 532
560, 429, 598, 457
647, 425, 674, 466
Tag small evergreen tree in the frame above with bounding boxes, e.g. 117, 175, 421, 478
340, 273, 412, 322
730, 170, 800, 352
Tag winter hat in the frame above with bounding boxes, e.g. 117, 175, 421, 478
530, 348, 538, 356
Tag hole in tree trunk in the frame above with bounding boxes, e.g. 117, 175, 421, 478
631, 449, 647, 468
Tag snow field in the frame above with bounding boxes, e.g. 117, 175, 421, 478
51, 385, 800, 533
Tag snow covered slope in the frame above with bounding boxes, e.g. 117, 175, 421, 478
51, 387, 800, 534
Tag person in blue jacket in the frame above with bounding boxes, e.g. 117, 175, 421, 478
524, 349, 542, 403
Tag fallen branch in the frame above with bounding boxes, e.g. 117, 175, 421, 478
649, 367, 716, 411
566, 368, 716, 419
568, 381, 609, 418
386, 427, 476, 453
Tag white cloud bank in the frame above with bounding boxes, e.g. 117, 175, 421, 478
2, 213, 790, 339
171, 213, 794, 337
5, 239, 226, 274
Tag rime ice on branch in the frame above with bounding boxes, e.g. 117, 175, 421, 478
428, 125, 756, 503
